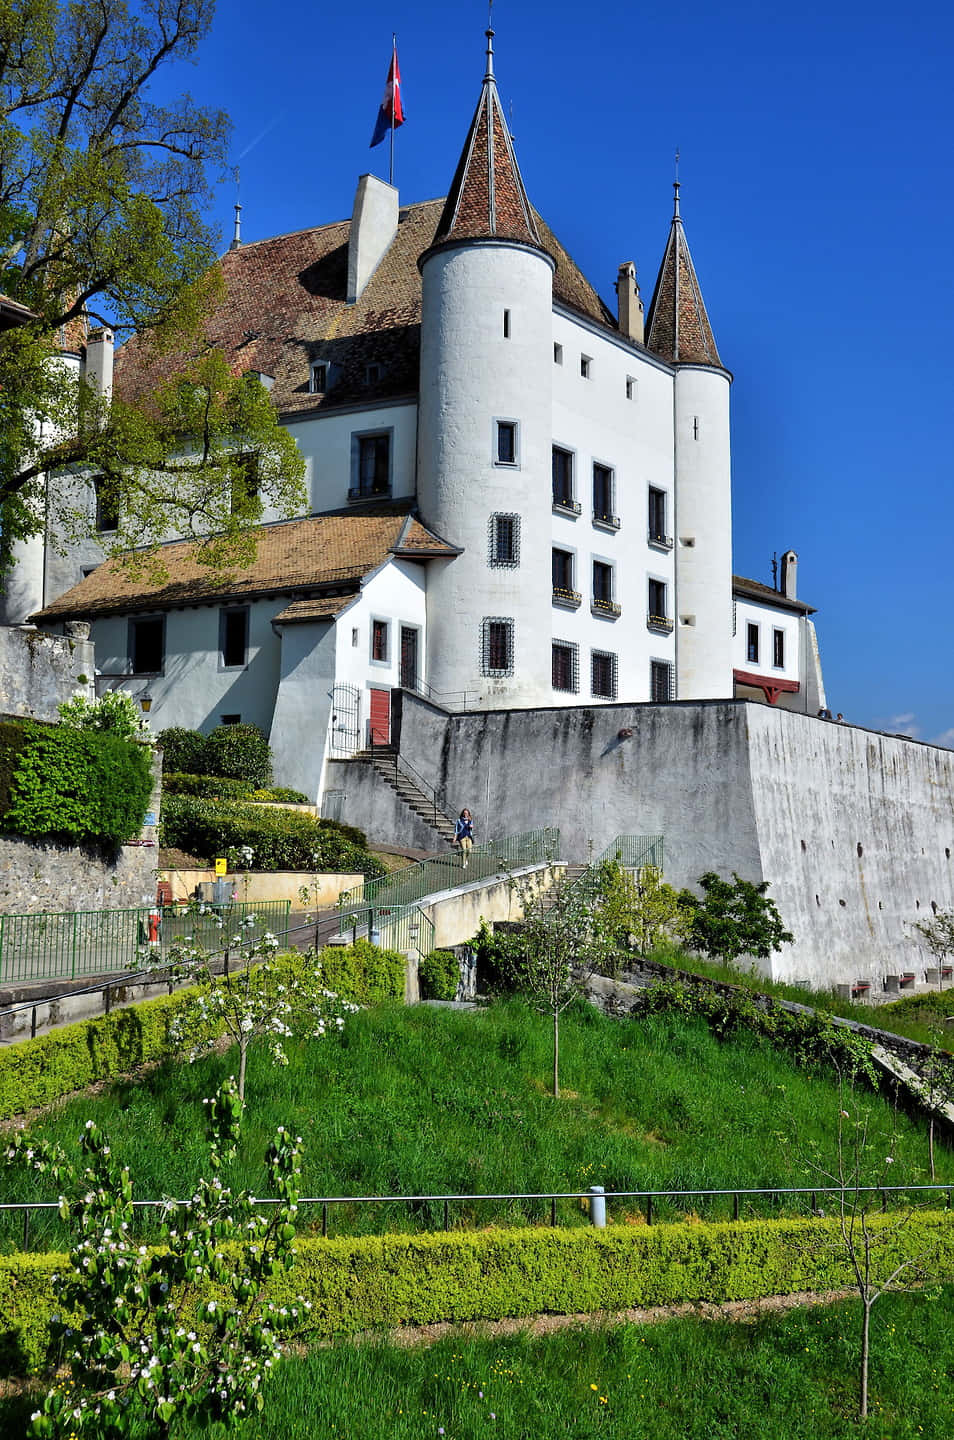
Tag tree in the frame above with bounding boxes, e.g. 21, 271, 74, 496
161, 915, 357, 1103
594, 860, 689, 957
6, 1077, 311, 1439
509, 870, 614, 1098
0, 0, 305, 576
913, 909, 954, 989
678, 872, 793, 970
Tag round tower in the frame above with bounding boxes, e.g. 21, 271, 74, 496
417, 29, 555, 708
645, 181, 733, 700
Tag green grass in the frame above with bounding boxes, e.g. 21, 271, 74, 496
2, 1288, 951, 1437
648, 943, 954, 1051
2, 1001, 951, 1251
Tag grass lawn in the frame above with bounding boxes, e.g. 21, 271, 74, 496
1, 1288, 951, 1437
2, 1001, 950, 1250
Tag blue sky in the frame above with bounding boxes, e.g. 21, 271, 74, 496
157, 0, 954, 740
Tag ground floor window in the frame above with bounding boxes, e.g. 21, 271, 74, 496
650, 659, 674, 702
552, 640, 579, 693
481, 617, 514, 676
591, 649, 617, 699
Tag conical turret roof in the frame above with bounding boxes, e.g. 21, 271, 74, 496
646, 183, 723, 367
428, 28, 543, 252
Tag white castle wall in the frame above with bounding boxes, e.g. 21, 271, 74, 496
283, 401, 418, 517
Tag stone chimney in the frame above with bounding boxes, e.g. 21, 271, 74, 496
85, 327, 114, 401
615, 261, 644, 343
780, 549, 798, 600
347, 174, 399, 304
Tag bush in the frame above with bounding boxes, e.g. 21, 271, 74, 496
679, 873, 794, 968
57, 690, 147, 740
162, 772, 255, 801
251, 786, 310, 804
159, 796, 384, 877
156, 726, 208, 775
419, 949, 460, 1001
0, 721, 153, 848
318, 938, 406, 1006
0, 718, 32, 818
205, 723, 272, 787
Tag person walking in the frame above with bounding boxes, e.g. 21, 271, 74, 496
455, 809, 475, 868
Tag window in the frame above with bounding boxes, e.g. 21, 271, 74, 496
311, 362, 328, 393
503, 309, 511, 338
773, 628, 785, 668
489, 512, 520, 567
365, 362, 383, 384
592, 464, 616, 526
593, 561, 614, 604
650, 660, 674, 702
552, 640, 579, 693
220, 607, 249, 669
591, 649, 617, 699
351, 627, 359, 647
580, 354, 591, 378
552, 547, 574, 592
552, 446, 576, 509
626, 376, 637, 400
351, 432, 391, 499
553, 342, 563, 365
747, 623, 760, 664
692, 416, 700, 440
649, 578, 668, 622
94, 475, 119, 533
648, 487, 670, 546
495, 419, 518, 465
221, 713, 241, 725
481, 617, 514, 677
129, 616, 164, 675
371, 619, 390, 663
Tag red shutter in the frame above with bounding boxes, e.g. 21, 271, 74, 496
369, 687, 390, 745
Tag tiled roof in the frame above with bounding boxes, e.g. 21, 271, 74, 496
645, 184, 722, 368
733, 574, 816, 615
0, 293, 36, 329
272, 593, 358, 624
428, 34, 542, 253
33, 504, 460, 621
113, 201, 614, 415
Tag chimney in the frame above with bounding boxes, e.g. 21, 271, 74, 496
347, 174, 399, 304
85, 327, 114, 401
780, 549, 798, 600
615, 261, 644, 343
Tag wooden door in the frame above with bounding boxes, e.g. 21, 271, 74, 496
368, 687, 390, 745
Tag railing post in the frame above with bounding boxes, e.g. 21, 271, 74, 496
443, 1199, 449, 1230
23, 1208, 30, 1250
645, 1194, 653, 1225
733, 1192, 739, 1221
589, 1186, 606, 1228
30, 1006, 37, 1040
71, 910, 79, 981
551, 1196, 557, 1226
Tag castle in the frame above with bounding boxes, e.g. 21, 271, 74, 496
18, 27, 825, 807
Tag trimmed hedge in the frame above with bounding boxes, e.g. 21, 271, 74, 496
3, 1211, 953, 1376
162, 771, 255, 801
155, 726, 209, 776
205, 723, 272, 788
160, 796, 383, 877
0, 719, 153, 848
419, 949, 460, 1001
319, 939, 406, 1006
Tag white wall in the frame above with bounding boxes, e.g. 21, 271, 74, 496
332, 560, 428, 748
733, 597, 801, 684
280, 401, 418, 517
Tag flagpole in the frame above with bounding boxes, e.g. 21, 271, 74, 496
389, 32, 396, 186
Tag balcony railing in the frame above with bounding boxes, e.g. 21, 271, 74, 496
593, 512, 620, 531
647, 613, 674, 634
592, 598, 621, 618
648, 531, 674, 550
552, 586, 582, 609
552, 497, 582, 517
347, 485, 391, 503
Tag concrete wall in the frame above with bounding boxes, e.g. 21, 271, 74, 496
159, 868, 362, 905
0, 624, 94, 721
0, 835, 157, 914
418, 865, 560, 949
326, 692, 954, 986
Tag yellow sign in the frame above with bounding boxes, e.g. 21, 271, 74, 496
214, 857, 227, 876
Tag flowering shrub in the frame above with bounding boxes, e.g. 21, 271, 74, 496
6, 1077, 312, 1437
57, 691, 149, 742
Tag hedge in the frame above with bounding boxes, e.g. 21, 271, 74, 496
162, 773, 309, 804
3, 1211, 953, 1375
419, 949, 460, 1001
0, 945, 406, 1122
156, 726, 209, 776
160, 796, 383, 877
0, 720, 153, 848
204, 723, 272, 788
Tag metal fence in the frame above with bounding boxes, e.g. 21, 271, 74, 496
592, 834, 665, 871
337, 828, 562, 920
336, 902, 436, 959
0, 900, 292, 987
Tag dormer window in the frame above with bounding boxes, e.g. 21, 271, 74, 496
365, 362, 383, 384
311, 362, 328, 394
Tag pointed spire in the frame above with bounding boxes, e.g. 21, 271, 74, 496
230, 167, 242, 251
428, 24, 542, 251
645, 174, 722, 367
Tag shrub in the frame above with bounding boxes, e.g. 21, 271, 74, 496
418, 949, 460, 1001
251, 785, 310, 804
156, 726, 208, 775
56, 690, 147, 740
317, 938, 406, 1006
162, 771, 255, 801
0, 721, 153, 848
159, 796, 384, 877
679, 873, 794, 968
205, 723, 272, 787
0, 718, 32, 818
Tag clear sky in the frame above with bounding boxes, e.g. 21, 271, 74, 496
154, 0, 954, 741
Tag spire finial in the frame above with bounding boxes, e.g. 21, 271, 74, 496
230, 166, 242, 251
485, 0, 495, 80
673, 148, 681, 220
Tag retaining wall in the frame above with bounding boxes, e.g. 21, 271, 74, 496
0, 622, 94, 722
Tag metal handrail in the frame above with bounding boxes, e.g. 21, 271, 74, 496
4, 1181, 952, 1250
367, 731, 448, 831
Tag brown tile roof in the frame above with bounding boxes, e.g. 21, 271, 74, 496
272, 593, 358, 624
33, 504, 460, 621
645, 185, 723, 368
113, 196, 615, 414
733, 574, 816, 615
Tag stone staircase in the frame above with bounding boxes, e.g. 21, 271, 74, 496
362, 748, 458, 847
538, 864, 588, 913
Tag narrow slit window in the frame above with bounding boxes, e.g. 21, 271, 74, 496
503, 309, 511, 338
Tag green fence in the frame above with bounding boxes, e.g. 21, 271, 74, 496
0, 900, 292, 988
337, 827, 562, 921
333, 903, 435, 960
591, 834, 664, 871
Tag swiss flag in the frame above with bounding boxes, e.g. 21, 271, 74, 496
370, 47, 405, 148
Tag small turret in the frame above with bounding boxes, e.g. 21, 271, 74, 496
646, 181, 722, 367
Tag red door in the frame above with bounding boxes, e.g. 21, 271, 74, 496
369, 687, 390, 745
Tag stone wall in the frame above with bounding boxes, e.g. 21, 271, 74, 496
0, 836, 157, 914
327, 695, 954, 987
0, 622, 94, 721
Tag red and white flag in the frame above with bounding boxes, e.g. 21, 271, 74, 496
370, 43, 405, 148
